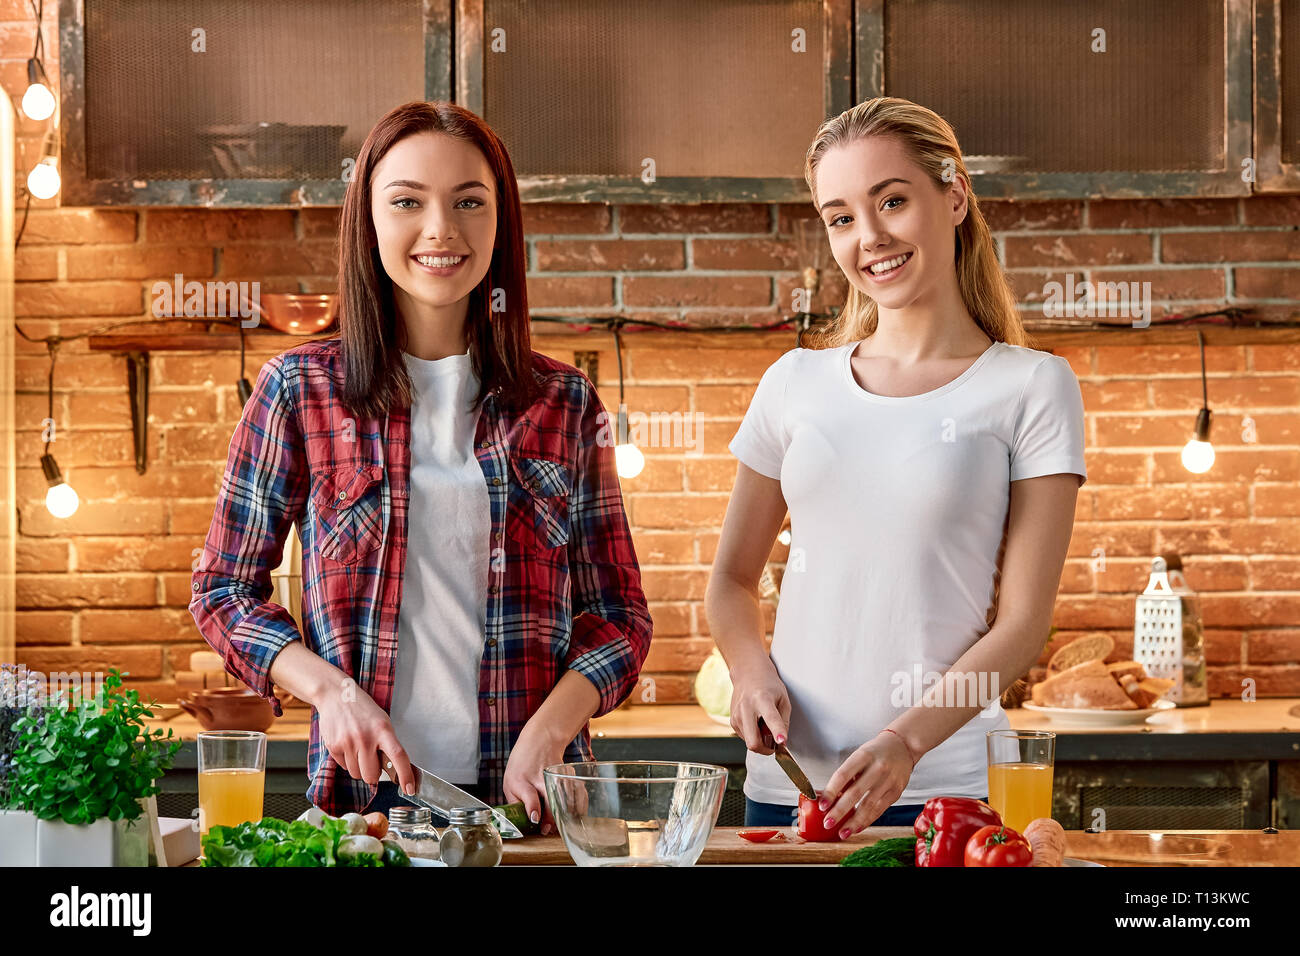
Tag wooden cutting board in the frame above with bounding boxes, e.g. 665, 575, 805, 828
500, 824, 917, 865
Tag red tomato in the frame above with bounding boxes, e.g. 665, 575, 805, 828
737, 828, 780, 843
797, 792, 843, 842
964, 824, 1033, 867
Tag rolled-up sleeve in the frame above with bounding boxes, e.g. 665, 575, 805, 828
188, 356, 310, 716
562, 380, 654, 718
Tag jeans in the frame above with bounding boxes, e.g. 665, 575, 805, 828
362, 780, 489, 827
744, 795, 990, 829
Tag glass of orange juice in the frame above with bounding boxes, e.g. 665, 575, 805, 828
986, 729, 1055, 834
197, 730, 267, 841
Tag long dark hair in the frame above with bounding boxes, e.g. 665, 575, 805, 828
337, 101, 539, 419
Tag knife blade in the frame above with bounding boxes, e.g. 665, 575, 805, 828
758, 717, 817, 800
382, 760, 524, 839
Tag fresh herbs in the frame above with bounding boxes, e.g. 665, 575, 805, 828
838, 837, 917, 868
201, 816, 410, 867
7, 669, 182, 824
1, 663, 48, 810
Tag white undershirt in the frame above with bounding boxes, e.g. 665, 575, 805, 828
729, 341, 1087, 806
389, 349, 490, 783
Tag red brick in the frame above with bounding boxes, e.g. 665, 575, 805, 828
535, 239, 684, 271
299, 208, 341, 238
80, 609, 201, 644
630, 494, 729, 530
1093, 485, 1248, 521
1208, 666, 1300, 697
17, 574, 157, 609
145, 209, 295, 242
1079, 379, 1147, 411
624, 673, 694, 705
1066, 523, 1156, 558
630, 348, 785, 381
220, 241, 338, 277
1094, 414, 1199, 448
77, 534, 210, 572
643, 637, 715, 672
684, 457, 743, 492
1256, 484, 1300, 517
525, 276, 614, 308
15, 540, 69, 573
1245, 630, 1300, 664
646, 603, 692, 636
1250, 559, 1300, 590
15, 647, 163, 680
170, 503, 222, 535
66, 245, 215, 281
15, 610, 73, 645
1163, 231, 1300, 263
615, 456, 684, 492
624, 203, 769, 235
623, 275, 771, 309
634, 533, 696, 564
1087, 198, 1238, 229
1154, 375, 1300, 410
522, 203, 612, 235
774, 271, 849, 315
1003, 234, 1153, 268
691, 238, 800, 271
1095, 344, 1246, 375
19, 499, 169, 538
1250, 345, 1300, 371
15, 281, 143, 316
982, 200, 1085, 232
1086, 267, 1225, 301
1240, 196, 1300, 227
20, 209, 137, 244
15, 246, 58, 280
1234, 267, 1300, 299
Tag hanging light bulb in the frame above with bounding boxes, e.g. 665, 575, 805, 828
27, 156, 60, 199
614, 405, 644, 479
21, 57, 55, 121
41, 453, 79, 518
1181, 408, 1214, 474
1180, 331, 1214, 475
777, 528, 792, 546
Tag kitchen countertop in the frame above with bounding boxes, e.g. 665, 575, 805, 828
498, 827, 1299, 866
146, 699, 1300, 762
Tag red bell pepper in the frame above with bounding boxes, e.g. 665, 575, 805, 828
964, 824, 1033, 867
797, 792, 843, 842
737, 828, 781, 843
912, 796, 1002, 867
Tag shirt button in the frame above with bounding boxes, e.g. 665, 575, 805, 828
479, 440, 490, 449
192, 582, 200, 591
338, 491, 347, 500
495, 532, 503, 542
487, 638, 497, 647
491, 477, 502, 486
486, 696, 495, 705
489, 585, 499, 595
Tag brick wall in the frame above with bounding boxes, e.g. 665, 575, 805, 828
5, 7, 1300, 708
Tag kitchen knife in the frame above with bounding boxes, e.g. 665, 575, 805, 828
382, 759, 524, 839
758, 717, 817, 800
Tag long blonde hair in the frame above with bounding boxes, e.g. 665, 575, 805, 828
804, 97, 1028, 349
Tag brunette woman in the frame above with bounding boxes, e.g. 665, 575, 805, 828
191, 102, 652, 832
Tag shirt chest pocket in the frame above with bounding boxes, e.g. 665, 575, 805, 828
504, 456, 572, 551
311, 465, 385, 565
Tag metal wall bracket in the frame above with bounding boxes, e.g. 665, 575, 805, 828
126, 351, 150, 474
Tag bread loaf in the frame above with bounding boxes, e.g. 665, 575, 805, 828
1034, 660, 1138, 709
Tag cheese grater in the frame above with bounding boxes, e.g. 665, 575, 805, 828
1133, 554, 1208, 706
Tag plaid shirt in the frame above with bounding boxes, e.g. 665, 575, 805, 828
189, 337, 653, 814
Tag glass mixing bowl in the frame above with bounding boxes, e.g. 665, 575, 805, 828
543, 761, 728, 867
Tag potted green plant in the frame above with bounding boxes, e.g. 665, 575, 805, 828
1, 664, 48, 866
9, 668, 182, 866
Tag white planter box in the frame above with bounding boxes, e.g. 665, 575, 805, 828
0, 809, 38, 866
37, 816, 150, 867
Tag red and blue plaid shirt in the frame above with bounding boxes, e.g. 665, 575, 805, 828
189, 336, 653, 814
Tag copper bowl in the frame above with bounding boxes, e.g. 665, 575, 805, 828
245, 292, 338, 335
178, 687, 275, 732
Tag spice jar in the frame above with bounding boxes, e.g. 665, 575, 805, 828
386, 806, 441, 861
438, 807, 503, 867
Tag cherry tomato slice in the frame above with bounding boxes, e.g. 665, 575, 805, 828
738, 828, 780, 843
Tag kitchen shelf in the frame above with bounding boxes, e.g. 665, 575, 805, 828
86, 320, 1300, 355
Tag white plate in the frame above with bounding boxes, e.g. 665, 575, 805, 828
1063, 857, 1104, 867
408, 857, 447, 867
1020, 699, 1176, 726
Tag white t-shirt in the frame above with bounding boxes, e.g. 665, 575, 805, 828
728, 339, 1087, 806
389, 349, 491, 783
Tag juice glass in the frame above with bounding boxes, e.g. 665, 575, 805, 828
197, 730, 267, 840
985, 729, 1055, 834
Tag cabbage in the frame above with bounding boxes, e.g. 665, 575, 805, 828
694, 648, 733, 718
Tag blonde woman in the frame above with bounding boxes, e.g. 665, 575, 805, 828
706, 97, 1087, 836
